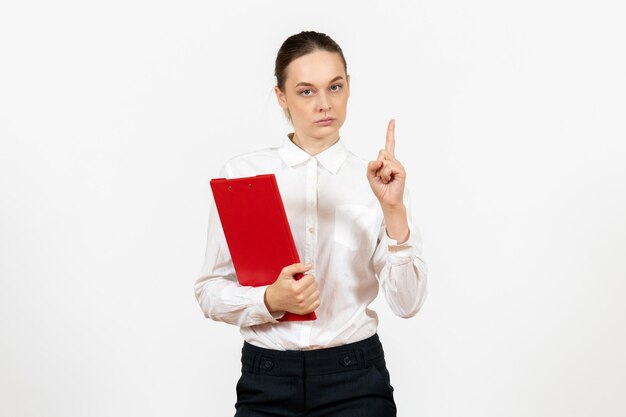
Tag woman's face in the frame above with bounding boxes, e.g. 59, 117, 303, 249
274, 50, 350, 142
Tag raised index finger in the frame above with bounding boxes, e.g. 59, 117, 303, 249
386, 119, 396, 157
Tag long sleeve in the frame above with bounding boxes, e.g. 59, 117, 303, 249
193, 163, 286, 327
371, 186, 429, 318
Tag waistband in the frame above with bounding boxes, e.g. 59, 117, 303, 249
240, 333, 386, 377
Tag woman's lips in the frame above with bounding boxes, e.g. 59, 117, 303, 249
315, 118, 335, 126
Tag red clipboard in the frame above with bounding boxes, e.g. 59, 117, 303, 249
209, 173, 317, 322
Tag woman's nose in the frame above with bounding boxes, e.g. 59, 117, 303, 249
318, 93, 331, 112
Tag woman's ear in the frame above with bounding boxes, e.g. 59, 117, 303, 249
274, 85, 288, 110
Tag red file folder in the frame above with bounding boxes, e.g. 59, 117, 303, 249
209, 173, 317, 322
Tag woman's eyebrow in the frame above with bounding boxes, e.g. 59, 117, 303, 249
295, 76, 344, 88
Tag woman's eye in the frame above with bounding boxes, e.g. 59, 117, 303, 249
300, 85, 342, 96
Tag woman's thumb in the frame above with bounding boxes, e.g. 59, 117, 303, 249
367, 160, 383, 178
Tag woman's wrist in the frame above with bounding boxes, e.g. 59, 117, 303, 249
382, 203, 410, 243
264, 285, 276, 313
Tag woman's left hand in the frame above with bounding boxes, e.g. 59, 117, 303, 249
366, 119, 406, 208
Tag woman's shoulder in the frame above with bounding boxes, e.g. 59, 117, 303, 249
342, 150, 369, 170
218, 144, 282, 178
227, 144, 280, 165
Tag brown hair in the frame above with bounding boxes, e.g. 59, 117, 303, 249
274, 31, 347, 121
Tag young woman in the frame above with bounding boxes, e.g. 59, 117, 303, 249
195, 30, 428, 417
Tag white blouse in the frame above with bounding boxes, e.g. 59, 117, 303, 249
194, 133, 428, 350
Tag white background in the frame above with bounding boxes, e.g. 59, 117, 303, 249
1, 1, 625, 416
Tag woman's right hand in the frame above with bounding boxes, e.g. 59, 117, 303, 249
264, 262, 320, 315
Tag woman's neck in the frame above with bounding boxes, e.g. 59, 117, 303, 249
289, 131, 340, 157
